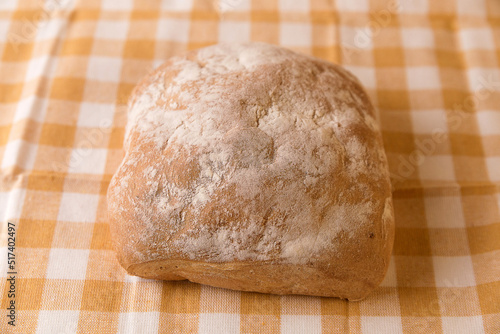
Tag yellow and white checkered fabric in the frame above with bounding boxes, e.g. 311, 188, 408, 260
0, 0, 499, 333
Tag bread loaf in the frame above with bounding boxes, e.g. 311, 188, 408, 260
107, 42, 395, 300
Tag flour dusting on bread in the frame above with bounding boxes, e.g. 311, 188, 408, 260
107, 43, 395, 299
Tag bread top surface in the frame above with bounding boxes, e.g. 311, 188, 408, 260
108, 42, 394, 275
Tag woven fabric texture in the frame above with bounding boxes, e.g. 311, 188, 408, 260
0, 0, 499, 333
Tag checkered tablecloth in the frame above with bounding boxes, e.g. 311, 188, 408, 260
0, 0, 499, 333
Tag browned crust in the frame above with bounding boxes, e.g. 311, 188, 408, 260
107, 43, 395, 300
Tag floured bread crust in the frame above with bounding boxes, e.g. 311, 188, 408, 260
107, 42, 395, 300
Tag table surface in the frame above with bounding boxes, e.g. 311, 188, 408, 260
0, 0, 499, 333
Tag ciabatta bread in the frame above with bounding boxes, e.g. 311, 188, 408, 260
107, 42, 394, 300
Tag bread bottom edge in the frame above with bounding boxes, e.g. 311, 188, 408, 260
124, 258, 380, 300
